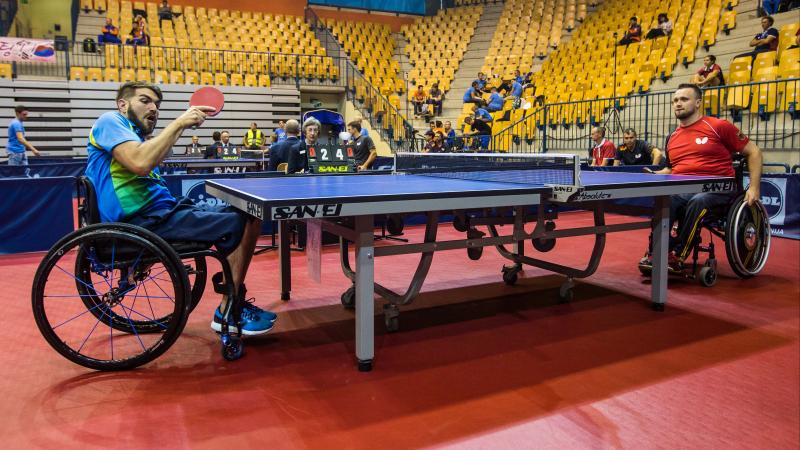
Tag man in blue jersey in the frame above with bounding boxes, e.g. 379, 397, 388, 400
84, 81, 276, 336
6, 105, 40, 169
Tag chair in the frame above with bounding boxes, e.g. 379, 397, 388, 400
85, 67, 102, 81
70, 67, 87, 81
200, 72, 214, 85
230, 73, 243, 86
104, 68, 119, 82
135, 68, 151, 82
214, 72, 228, 86
276, 162, 288, 174
120, 68, 136, 82
0, 63, 12, 79
169, 71, 184, 84
185, 71, 199, 84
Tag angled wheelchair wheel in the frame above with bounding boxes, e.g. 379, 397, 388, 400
725, 197, 771, 279
33, 224, 191, 370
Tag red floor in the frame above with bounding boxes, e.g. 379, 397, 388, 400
1, 211, 797, 449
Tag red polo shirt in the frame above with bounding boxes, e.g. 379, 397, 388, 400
666, 116, 749, 177
592, 139, 616, 165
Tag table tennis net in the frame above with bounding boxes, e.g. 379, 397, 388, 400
393, 152, 580, 187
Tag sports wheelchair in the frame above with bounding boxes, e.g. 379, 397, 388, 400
31, 176, 248, 370
639, 155, 771, 286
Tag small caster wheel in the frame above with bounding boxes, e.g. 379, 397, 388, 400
638, 262, 652, 276
502, 269, 518, 285
467, 246, 483, 260
651, 302, 665, 312
533, 221, 557, 252
385, 315, 399, 333
357, 359, 373, 372
386, 214, 404, 236
281, 291, 290, 301
453, 214, 468, 232
221, 336, 244, 361
698, 266, 717, 287
558, 288, 573, 303
341, 286, 355, 309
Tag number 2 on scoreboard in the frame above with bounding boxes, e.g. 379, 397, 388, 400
320, 148, 328, 160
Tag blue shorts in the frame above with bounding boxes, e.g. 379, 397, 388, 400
127, 197, 247, 256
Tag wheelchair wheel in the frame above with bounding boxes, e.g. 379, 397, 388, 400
725, 197, 771, 279
33, 224, 191, 370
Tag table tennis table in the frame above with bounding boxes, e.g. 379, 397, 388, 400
161, 158, 264, 173
205, 152, 736, 371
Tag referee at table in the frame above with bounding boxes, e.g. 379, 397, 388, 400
267, 119, 303, 173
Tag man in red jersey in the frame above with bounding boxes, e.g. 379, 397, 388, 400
642, 83, 763, 268
590, 126, 616, 166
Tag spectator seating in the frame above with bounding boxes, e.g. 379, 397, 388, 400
402, 6, 482, 95
325, 19, 403, 96
85, 0, 336, 85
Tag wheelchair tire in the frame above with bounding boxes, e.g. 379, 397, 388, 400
33, 224, 191, 370
725, 197, 771, 279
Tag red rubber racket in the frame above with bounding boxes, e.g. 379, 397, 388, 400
189, 86, 224, 117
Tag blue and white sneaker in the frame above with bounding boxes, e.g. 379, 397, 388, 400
210, 299, 277, 336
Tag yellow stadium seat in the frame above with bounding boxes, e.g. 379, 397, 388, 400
779, 80, 798, 113
169, 71, 184, 84
120, 69, 135, 82
751, 67, 778, 116
753, 51, 776, 74
258, 74, 271, 87
200, 72, 214, 85
214, 72, 228, 85
136, 68, 150, 81
70, 67, 86, 81
703, 88, 724, 116
244, 74, 258, 87
728, 57, 751, 75
80, 0, 92, 11
727, 71, 751, 110
87, 67, 103, 81
104, 68, 119, 82
778, 22, 800, 56
230, 73, 243, 86
185, 71, 199, 84
154, 70, 168, 83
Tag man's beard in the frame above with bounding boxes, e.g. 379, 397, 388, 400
128, 109, 156, 135
674, 108, 695, 120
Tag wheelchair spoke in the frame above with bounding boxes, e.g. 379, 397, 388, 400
54, 263, 118, 291
117, 301, 148, 352
76, 304, 111, 353
52, 301, 108, 330
118, 303, 169, 330
142, 282, 157, 321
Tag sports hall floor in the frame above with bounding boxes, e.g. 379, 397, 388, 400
0, 211, 797, 449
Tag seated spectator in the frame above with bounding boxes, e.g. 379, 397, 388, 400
98, 18, 121, 44
126, 22, 149, 46
423, 131, 445, 153
618, 16, 642, 45
427, 82, 443, 116
462, 81, 485, 105
411, 85, 428, 117
590, 126, 616, 166
514, 69, 525, 85
473, 104, 493, 123
432, 120, 445, 135
508, 77, 524, 107
186, 135, 203, 156
158, 0, 175, 26
474, 72, 490, 93
463, 116, 491, 151
736, 16, 779, 60
614, 128, 663, 166
690, 55, 724, 87
645, 13, 673, 39
443, 121, 456, 149
486, 87, 504, 112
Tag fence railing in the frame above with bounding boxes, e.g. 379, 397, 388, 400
305, 6, 417, 153
489, 78, 800, 154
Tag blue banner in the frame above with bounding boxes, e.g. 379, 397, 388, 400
308, 0, 424, 14
0, 177, 75, 254
0, 162, 86, 178
745, 173, 800, 240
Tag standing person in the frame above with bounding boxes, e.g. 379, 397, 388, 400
463, 116, 491, 151
613, 128, 663, 166
267, 119, 302, 173
6, 105, 40, 169
690, 55, 724, 87
274, 120, 287, 143
590, 126, 616, 166
348, 120, 376, 171
641, 83, 762, 269
243, 122, 265, 150
84, 81, 276, 335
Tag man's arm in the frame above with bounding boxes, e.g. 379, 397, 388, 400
740, 140, 762, 206
360, 150, 377, 170
15, 131, 40, 156
651, 147, 663, 165
112, 106, 213, 175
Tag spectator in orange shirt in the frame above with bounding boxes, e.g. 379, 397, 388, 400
618, 16, 642, 45
412, 85, 428, 117
98, 18, 121, 44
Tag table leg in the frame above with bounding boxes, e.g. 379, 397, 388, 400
354, 215, 375, 371
279, 220, 291, 301
651, 196, 670, 311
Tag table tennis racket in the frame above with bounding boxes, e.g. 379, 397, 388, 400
189, 86, 224, 117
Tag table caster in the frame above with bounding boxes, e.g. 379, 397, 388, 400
358, 359, 373, 372
221, 335, 244, 361
341, 286, 355, 309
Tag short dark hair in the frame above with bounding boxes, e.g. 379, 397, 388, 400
347, 120, 362, 131
435, 120, 442, 127
220, 130, 230, 136
14, 105, 28, 114
623, 128, 637, 136
707, 54, 717, 63
630, 16, 638, 22
763, 15, 774, 26
677, 83, 703, 99
212, 131, 221, 141
251, 122, 257, 127
471, 81, 479, 88
592, 126, 606, 137
116, 81, 163, 103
